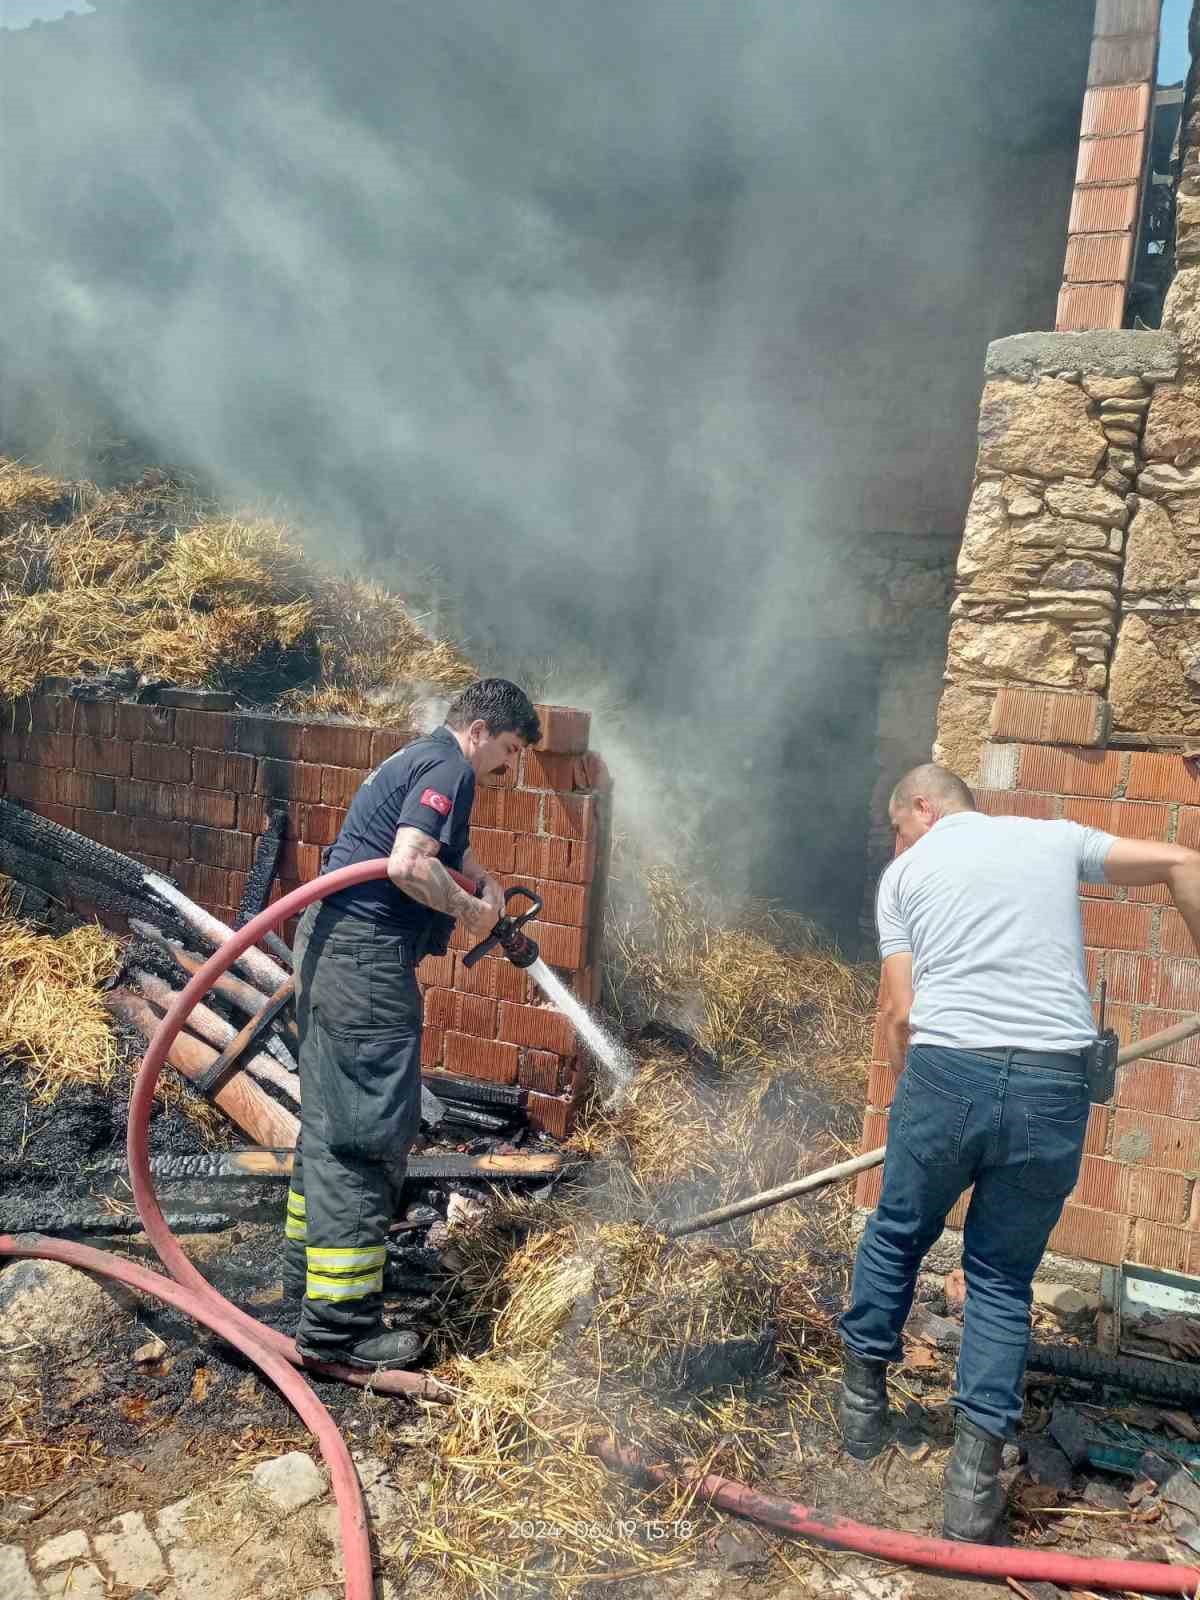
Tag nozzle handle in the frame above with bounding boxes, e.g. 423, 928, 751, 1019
460, 883, 543, 968
499, 885, 542, 929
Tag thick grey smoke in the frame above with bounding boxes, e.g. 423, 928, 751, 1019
0, 0, 1092, 941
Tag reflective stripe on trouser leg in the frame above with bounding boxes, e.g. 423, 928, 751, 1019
305, 1244, 387, 1301
281, 1138, 308, 1298
285, 1186, 307, 1241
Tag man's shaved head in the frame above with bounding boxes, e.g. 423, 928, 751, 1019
888, 763, 975, 849
890, 763, 976, 815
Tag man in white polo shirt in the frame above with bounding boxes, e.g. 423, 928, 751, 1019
838, 762, 1200, 1544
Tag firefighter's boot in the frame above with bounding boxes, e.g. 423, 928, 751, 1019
301, 1325, 425, 1372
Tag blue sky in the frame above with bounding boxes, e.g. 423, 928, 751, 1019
1161, 0, 1191, 84
0, 0, 1195, 83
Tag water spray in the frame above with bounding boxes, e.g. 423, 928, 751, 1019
449, 869, 633, 1102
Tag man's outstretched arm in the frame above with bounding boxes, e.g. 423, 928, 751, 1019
1103, 839, 1200, 955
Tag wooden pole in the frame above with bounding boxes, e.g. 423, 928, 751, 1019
665, 1013, 1200, 1239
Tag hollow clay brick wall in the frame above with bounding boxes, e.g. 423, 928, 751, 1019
858, 708, 1200, 1274
0, 693, 610, 1137
1056, 0, 1160, 331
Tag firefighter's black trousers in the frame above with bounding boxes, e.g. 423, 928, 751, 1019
283, 903, 423, 1357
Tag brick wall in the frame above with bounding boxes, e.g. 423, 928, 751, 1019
1056, 0, 1160, 331
858, 698, 1200, 1275
0, 692, 610, 1136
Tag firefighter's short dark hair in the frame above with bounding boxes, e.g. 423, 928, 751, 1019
445, 678, 541, 746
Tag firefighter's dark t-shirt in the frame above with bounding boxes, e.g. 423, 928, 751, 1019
320, 726, 476, 947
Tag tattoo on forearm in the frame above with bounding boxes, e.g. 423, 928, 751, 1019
390, 850, 473, 919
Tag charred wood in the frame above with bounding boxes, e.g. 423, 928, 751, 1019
105, 988, 300, 1147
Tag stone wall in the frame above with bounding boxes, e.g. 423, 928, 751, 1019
934, 328, 1181, 781
1108, 65, 1200, 733
0, 692, 610, 1136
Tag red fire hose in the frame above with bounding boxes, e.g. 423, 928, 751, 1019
4, 857, 1200, 1596
0, 860, 442, 1600
0, 1231, 372, 1586
594, 1439, 1200, 1595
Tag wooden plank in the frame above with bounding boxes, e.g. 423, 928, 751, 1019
193, 978, 296, 1097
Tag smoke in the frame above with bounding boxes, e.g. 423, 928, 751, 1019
0, 0, 1092, 942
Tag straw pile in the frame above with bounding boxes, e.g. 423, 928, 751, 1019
0, 1379, 105, 1497
0, 460, 64, 535
0, 881, 226, 1140
375, 867, 876, 1597
0, 461, 475, 709
0, 879, 121, 1103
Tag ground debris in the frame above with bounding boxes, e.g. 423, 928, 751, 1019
1023, 1437, 1075, 1492
1125, 1312, 1200, 1363
1048, 1404, 1091, 1469
908, 1309, 962, 1352
1080, 1477, 1127, 1511
943, 1267, 966, 1316
1161, 1465, 1200, 1521
131, 1337, 167, 1369
1005, 1578, 1065, 1600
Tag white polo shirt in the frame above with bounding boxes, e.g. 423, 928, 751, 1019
875, 812, 1115, 1053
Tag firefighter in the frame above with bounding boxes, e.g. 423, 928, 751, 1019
282, 678, 541, 1370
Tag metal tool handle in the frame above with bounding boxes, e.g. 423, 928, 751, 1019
667, 1010, 1200, 1239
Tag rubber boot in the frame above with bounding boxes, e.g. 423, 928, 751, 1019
942, 1412, 1007, 1544
838, 1349, 891, 1460
300, 1326, 425, 1372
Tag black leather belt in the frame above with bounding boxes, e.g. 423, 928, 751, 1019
969, 1047, 1086, 1070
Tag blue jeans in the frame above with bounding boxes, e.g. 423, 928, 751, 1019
840, 1044, 1089, 1438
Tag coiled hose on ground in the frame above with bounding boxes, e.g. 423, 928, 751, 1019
2, 857, 1199, 1597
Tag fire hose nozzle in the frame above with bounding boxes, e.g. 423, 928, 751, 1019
447, 872, 543, 969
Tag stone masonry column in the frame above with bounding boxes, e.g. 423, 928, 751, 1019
933, 329, 1180, 780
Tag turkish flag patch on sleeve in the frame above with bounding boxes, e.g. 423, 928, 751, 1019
420, 788, 453, 817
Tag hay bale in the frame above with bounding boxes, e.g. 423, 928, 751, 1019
0, 460, 475, 708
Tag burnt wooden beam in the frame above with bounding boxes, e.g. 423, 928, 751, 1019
90, 1148, 565, 1182
106, 988, 300, 1148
